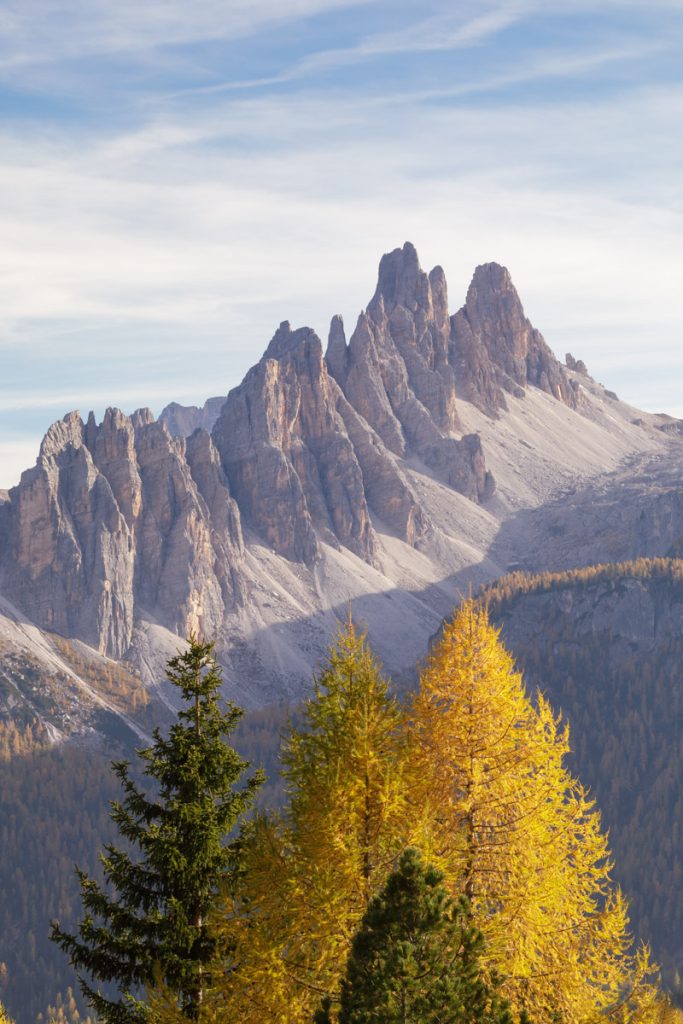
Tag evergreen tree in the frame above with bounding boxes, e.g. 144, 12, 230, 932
409, 600, 655, 1024
50, 638, 262, 1024
314, 848, 514, 1024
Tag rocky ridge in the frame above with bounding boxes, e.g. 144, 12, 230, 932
0, 408, 243, 660
0, 242, 674, 712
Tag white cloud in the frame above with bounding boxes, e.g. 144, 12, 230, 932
0, 80, 681, 342
0, 0, 682, 487
0, 0, 373, 70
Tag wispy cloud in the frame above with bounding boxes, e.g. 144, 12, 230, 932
0, 0, 373, 69
292, 3, 527, 68
0, 0, 682, 486
175, 3, 531, 95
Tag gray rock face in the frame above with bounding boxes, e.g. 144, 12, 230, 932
327, 243, 494, 503
451, 263, 577, 415
565, 352, 588, 375
159, 396, 226, 437
213, 322, 379, 565
1, 410, 244, 657
0, 242, 582, 653
3, 413, 136, 657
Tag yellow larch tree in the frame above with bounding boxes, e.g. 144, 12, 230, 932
408, 600, 655, 1024
210, 616, 416, 1023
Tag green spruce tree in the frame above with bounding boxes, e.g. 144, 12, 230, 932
51, 638, 262, 1024
315, 848, 514, 1024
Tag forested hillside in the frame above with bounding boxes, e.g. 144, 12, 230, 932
0, 728, 120, 1022
483, 558, 683, 987
3, 562, 683, 1018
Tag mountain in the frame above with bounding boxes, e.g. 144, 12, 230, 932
0, 241, 677, 729
159, 395, 226, 438
2, 242, 683, 1020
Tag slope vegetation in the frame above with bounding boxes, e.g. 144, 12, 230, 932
482, 559, 683, 983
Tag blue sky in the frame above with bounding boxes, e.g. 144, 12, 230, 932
1, 0, 682, 487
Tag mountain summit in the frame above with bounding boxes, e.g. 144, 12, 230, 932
0, 243, 674, 711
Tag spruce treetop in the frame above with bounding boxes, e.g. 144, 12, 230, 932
316, 847, 514, 1024
51, 637, 262, 1024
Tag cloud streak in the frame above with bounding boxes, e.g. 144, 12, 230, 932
0, 0, 374, 69
0, 0, 681, 487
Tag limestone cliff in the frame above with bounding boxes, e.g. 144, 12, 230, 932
159, 396, 226, 437
1, 409, 244, 657
451, 262, 578, 415
326, 243, 494, 501
0, 242, 596, 658
212, 321, 429, 565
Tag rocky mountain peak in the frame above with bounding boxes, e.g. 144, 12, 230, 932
213, 322, 377, 566
159, 398, 225, 439
327, 245, 492, 501
264, 321, 321, 362
325, 314, 348, 384
469, 259, 512, 291
0, 242, 595, 668
450, 261, 578, 415
370, 241, 425, 313
566, 352, 589, 376
464, 262, 529, 353
131, 407, 155, 430
2, 404, 245, 658
39, 410, 84, 460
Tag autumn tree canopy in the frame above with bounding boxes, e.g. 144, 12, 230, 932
214, 616, 414, 1023
408, 600, 655, 1024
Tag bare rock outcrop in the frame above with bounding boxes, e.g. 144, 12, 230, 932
131, 419, 229, 638
368, 243, 459, 433
565, 352, 589, 376
451, 263, 577, 415
160, 396, 226, 437
2, 412, 136, 657
326, 243, 494, 502
0, 409, 245, 656
335, 394, 428, 546
0, 241, 587, 657
213, 323, 377, 565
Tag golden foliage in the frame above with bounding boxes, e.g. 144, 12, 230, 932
481, 560, 683, 984
150, 603, 665, 1023
50, 636, 149, 713
212, 616, 414, 1023
409, 600, 655, 1024
0, 721, 49, 761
